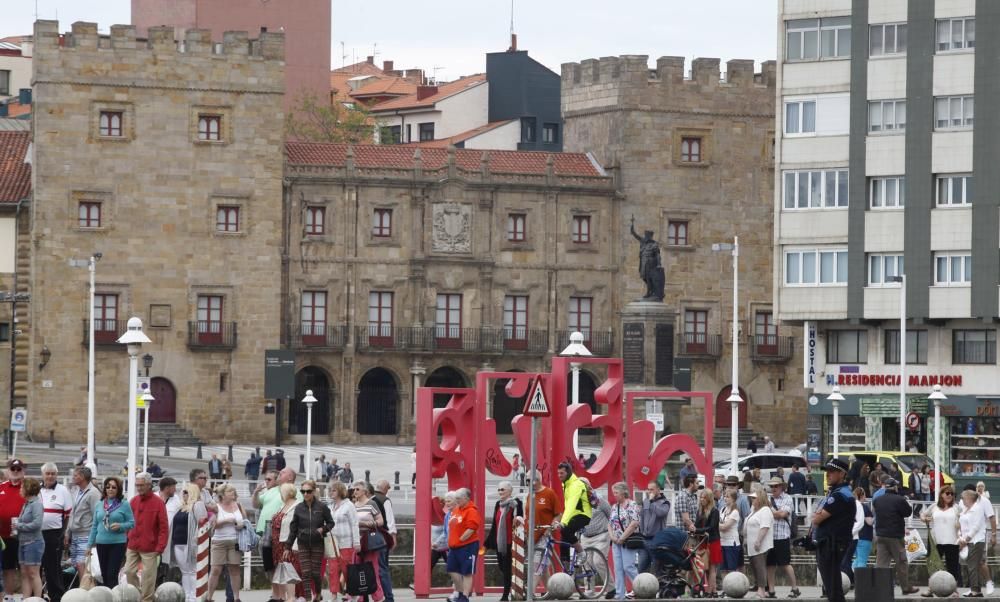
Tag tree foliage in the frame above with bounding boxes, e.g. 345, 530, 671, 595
285, 92, 375, 143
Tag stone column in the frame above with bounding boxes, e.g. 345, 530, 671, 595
410, 363, 426, 427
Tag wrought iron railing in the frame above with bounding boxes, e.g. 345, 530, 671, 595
187, 321, 238, 349
678, 333, 723, 357
750, 334, 794, 362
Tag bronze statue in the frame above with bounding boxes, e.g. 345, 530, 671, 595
630, 215, 665, 301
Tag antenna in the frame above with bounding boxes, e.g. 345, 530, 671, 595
510, 0, 515, 36
340, 41, 346, 69
432, 66, 445, 84
372, 42, 380, 59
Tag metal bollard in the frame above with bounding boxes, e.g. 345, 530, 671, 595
365, 469, 371, 484
228, 444, 234, 462
299, 453, 305, 474
196, 442, 203, 459
164, 437, 170, 457
394, 471, 400, 490
49, 430, 55, 449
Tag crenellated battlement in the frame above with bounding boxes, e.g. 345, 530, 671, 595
561, 54, 775, 118
32, 20, 284, 94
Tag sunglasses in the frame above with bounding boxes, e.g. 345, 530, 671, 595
265, 478, 274, 482
301, 489, 314, 494
9, 468, 22, 472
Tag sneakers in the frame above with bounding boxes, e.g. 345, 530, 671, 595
985, 581, 995, 596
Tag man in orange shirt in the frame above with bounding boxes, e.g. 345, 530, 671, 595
447, 488, 482, 602
528, 469, 563, 543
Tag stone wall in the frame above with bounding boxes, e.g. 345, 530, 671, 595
28, 20, 285, 443
562, 55, 807, 445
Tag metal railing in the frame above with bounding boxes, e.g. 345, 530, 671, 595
187, 321, 238, 350
678, 332, 722, 357
750, 334, 795, 362
555, 331, 614, 357
288, 324, 348, 349
81, 318, 127, 346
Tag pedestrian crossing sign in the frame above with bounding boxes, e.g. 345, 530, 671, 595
522, 378, 551, 417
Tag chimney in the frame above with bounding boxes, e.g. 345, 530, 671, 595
366, 55, 374, 64
416, 85, 438, 100
383, 60, 394, 72
508, 33, 517, 52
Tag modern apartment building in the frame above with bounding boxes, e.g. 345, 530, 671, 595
776, 1, 1000, 483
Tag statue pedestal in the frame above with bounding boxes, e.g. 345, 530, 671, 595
620, 301, 677, 388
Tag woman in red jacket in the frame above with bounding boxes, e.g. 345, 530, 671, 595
484, 481, 523, 601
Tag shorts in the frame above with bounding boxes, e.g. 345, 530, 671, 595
69, 534, 89, 565
721, 544, 744, 570
18, 539, 43, 566
561, 515, 591, 546
766, 538, 791, 567
446, 541, 479, 576
2, 536, 18, 570
210, 539, 242, 566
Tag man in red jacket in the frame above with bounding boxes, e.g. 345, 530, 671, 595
123, 473, 168, 602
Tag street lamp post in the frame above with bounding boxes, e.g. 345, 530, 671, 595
889, 274, 907, 452
929, 384, 948, 503
141, 391, 154, 469
560, 332, 592, 454
117, 317, 151, 499
69, 254, 100, 472
302, 390, 318, 480
827, 386, 845, 458
713, 237, 742, 474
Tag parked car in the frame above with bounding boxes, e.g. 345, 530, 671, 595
712, 453, 809, 483
823, 450, 954, 491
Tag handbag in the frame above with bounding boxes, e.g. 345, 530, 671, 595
346, 559, 377, 596
324, 532, 340, 559
271, 561, 301, 585
623, 533, 646, 549
361, 528, 387, 553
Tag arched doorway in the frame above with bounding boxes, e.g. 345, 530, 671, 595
492, 370, 526, 435
569, 370, 600, 438
148, 377, 176, 423
715, 385, 749, 428
357, 368, 399, 435
291, 367, 332, 435
424, 366, 468, 409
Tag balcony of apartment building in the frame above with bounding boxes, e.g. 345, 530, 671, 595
677, 332, 723, 359
186, 321, 238, 350
749, 333, 795, 363
353, 325, 552, 355
555, 331, 615, 358
81, 319, 128, 346
288, 324, 349, 350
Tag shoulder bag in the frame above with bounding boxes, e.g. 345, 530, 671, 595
615, 504, 645, 549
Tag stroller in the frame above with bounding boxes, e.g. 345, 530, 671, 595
651, 527, 708, 599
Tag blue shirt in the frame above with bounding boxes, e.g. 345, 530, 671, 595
814, 484, 854, 542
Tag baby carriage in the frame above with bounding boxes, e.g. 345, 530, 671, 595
651, 527, 707, 599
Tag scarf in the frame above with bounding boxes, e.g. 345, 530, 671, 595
496, 497, 518, 553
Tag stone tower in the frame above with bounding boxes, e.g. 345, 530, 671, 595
29, 20, 285, 443
562, 55, 806, 443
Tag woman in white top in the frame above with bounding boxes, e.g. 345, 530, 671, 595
718, 489, 743, 576
207, 485, 246, 602
744, 485, 773, 599
959, 489, 988, 597
920, 485, 961, 596
327, 481, 361, 601
976, 481, 991, 501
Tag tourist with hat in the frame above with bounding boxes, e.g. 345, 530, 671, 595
767, 476, 801, 598
872, 477, 917, 595
721, 475, 751, 533
811, 457, 855, 602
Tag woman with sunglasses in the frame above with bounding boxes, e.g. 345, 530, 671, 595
207, 484, 247, 602
286, 480, 334, 602
85, 476, 134, 588
920, 485, 962, 596
354, 482, 385, 602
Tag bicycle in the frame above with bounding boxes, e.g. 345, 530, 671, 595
534, 525, 609, 600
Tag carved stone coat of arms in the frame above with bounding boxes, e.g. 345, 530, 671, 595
432, 203, 472, 253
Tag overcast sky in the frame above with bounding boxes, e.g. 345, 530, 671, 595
2, 1, 778, 78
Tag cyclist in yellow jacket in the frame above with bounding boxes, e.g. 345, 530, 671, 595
554, 461, 592, 564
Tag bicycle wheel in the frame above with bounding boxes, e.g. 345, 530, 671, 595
573, 547, 609, 599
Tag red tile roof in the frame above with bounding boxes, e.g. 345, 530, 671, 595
285, 142, 604, 177
0, 131, 30, 203
350, 77, 417, 99
369, 74, 487, 112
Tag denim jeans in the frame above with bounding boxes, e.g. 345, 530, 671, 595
611, 544, 639, 600
378, 548, 394, 602
636, 538, 657, 573
852, 539, 872, 569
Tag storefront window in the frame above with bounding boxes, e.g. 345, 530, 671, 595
951, 414, 1000, 476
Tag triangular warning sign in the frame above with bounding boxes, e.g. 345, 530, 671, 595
523, 379, 551, 417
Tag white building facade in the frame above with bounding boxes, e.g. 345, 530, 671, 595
776, 0, 1000, 488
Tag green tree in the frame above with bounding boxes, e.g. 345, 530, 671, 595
285, 92, 376, 143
